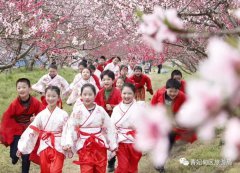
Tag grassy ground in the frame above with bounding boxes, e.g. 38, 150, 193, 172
0, 67, 238, 173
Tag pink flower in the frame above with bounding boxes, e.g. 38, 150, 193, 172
176, 80, 223, 128
135, 105, 171, 166
139, 6, 183, 52
176, 79, 229, 141
197, 111, 227, 141
199, 38, 240, 98
142, 35, 164, 52
222, 118, 240, 161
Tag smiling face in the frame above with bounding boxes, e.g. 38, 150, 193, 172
122, 86, 134, 104
46, 89, 59, 107
166, 88, 179, 100
49, 68, 58, 78
81, 86, 95, 107
116, 78, 124, 90
113, 57, 120, 65
102, 75, 113, 90
82, 68, 91, 80
45, 89, 59, 107
134, 69, 142, 77
120, 67, 128, 77
16, 82, 30, 101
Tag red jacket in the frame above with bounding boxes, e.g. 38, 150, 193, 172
151, 87, 186, 113
97, 64, 104, 72
95, 87, 122, 116
92, 74, 101, 89
0, 96, 43, 146
151, 87, 196, 143
180, 80, 186, 93
129, 74, 152, 90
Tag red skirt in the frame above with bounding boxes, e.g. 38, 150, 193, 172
173, 127, 197, 143
74, 141, 107, 173
135, 87, 145, 101
115, 143, 142, 173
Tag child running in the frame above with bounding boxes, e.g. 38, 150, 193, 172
32, 63, 69, 108
95, 70, 122, 172
129, 66, 153, 101
17, 86, 69, 173
111, 83, 143, 173
171, 70, 186, 93
62, 83, 117, 173
0, 78, 42, 173
67, 68, 99, 105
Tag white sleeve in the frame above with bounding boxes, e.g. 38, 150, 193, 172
69, 74, 80, 90
104, 64, 110, 71
61, 112, 79, 149
66, 85, 80, 105
32, 75, 46, 93
17, 115, 42, 154
60, 77, 69, 94
102, 108, 117, 151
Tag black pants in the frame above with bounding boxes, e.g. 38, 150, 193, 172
168, 131, 176, 152
157, 65, 162, 74
108, 156, 116, 168
10, 135, 30, 173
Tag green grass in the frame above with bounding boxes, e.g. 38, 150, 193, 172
0, 66, 237, 173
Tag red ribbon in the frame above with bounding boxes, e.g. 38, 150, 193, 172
29, 125, 60, 149
126, 130, 136, 138
73, 128, 106, 165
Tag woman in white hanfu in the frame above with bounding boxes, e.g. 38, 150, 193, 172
111, 83, 144, 173
17, 86, 70, 173
62, 83, 117, 173
66, 68, 99, 105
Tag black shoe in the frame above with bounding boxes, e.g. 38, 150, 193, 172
155, 166, 165, 173
107, 165, 115, 172
12, 157, 19, 165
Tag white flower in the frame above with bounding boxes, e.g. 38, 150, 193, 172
8, 2, 15, 8
72, 37, 78, 45
223, 118, 240, 161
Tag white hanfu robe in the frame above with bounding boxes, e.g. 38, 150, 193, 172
69, 73, 97, 90
69, 73, 82, 90
61, 103, 117, 153
18, 107, 69, 156
104, 62, 120, 77
94, 69, 101, 80
66, 78, 99, 105
111, 100, 145, 144
32, 74, 69, 95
